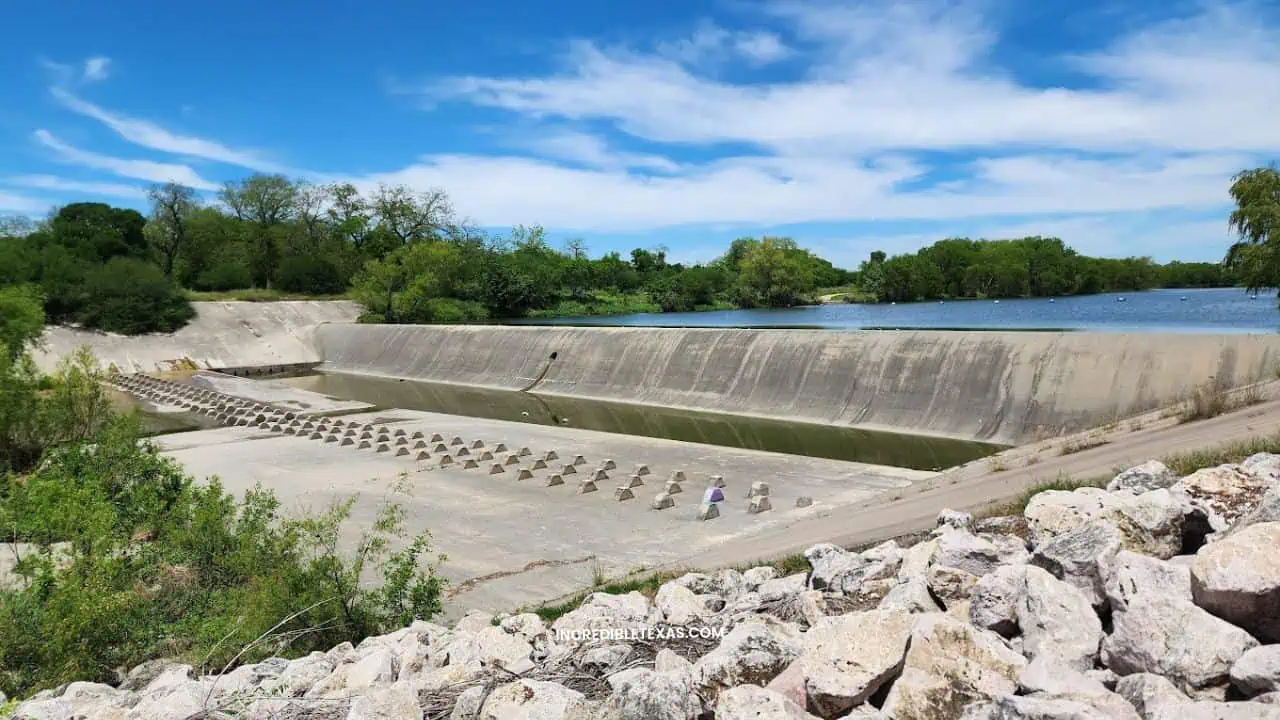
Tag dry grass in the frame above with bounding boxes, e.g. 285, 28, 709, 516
1179, 379, 1264, 423
1163, 431, 1280, 476
1059, 434, 1110, 456
979, 473, 1110, 519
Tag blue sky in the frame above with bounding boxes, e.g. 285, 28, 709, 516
1, 0, 1277, 268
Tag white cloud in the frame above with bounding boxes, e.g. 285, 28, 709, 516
33, 129, 219, 191
83, 56, 111, 82
512, 130, 679, 172
49, 88, 286, 172
5, 174, 145, 199
656, 22, 792, 68
0, 190, 48, 214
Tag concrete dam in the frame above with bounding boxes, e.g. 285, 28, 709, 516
315, 323, 1280, 445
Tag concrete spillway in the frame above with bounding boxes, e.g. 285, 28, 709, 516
316, 324, 1280, 445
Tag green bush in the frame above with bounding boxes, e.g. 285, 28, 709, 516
194, 261, 253, 292
275, 255, 346, 295
76, 258, 195, 335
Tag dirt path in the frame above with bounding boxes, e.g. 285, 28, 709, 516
673, 390, 1280, 571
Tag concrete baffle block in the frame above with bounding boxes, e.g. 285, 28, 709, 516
463, 459, 479, 469
316, 424, 329, 433
359, 441, 371, 449
664, 480, 683, 495
430, 433, 443, 442
283, 412, 297, 421
795, 496, 814, 508
270, 424, 284, 432
450, 437, 463, 446
283, 427, 298, 435
257, 422, 271, 430
376, 426, 390, 435
345, 429, 357, 437
591, 469, 609, 482
748, 481, 771, 498
411, 431, 423, 439
414, 440, 427, 449
471, 440, 485, 449
544, 474, 564, 487
748, 496, 773, 514
494, 443, 508, 453
573, 455, 586, 466
488, 463, 504, 475
215, 413, 229, 423
545, 450, 559, 461
395, 437, 407, 446
532, 459, 547, 470
310, 432, 325, 440
614, 487, 635, 501
602, 459, 616, 470
516, 468, 534, 481
394, 429, 407, 437
396, 447, 410, 456
624, 474, 644, 489
577, 479, 598, 494
236, 418, 250, 426
434, 443, 449, 453
417, 451, 430, 461
439, 454, 454, 467
518, 447, 532, 457
332, 419, 346, 427
504, 455, 520, 466
561, 464, 578, 476
376, 443, 390, 453
456, 447, 471, 458
651, 493, 675, 511
325, 435, 339, 443
340, 438, 354, 446
376, 434, 390, 444
709, 475, 726, 488
360, 431, 373, 440
634, 464, 651, 477
301, 421, 315, 430
697, 503, 720, 521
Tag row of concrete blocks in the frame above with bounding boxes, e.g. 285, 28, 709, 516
109, 373, 300, 424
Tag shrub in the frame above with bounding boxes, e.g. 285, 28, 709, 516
275, 255, 346, 295
75, 258, 195, 335
193, 261, 253, 292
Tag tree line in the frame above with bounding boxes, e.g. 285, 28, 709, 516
0, 172, 1252, 335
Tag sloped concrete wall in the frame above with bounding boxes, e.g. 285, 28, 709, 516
315, 324, 1280, 444
35, 301, 361, 373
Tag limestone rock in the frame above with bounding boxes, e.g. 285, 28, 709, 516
1191, 522, 1280, 642
1018, 566, 1103, 672
881, 613, 1028, 719
743, 566, 778, 590
804, 542, 902, 594
798, 609, 915, 717
1116, 672, 1280, 720
454, 610, 496, 634
655, 648, 693, 675
1030, 520, 1123, 609
672, 569, 745, 602
119, 661, 189, 692
1173, 465, 1272, 532
1233, 646, 1280, 697
1016, 659, 1141, 719
970, 564, 1027, 638
245, 697, 351, 720
551, 591, 651, 639
1101, 550, 1192, 614
266, 654, 337, 697
765, 660, 807, 709
604, 668, 702, 720
715, 684, 820, 720
1103, 591, 1258, 693
934, 529, 1029, 577
348, 685, 421, 720
1024, 487, 1188, 559
1109, 461, 1178, 494
477, 679, 588, 720
653, 583, 712, 625
927, 564, 980, 607
580, 644, 633, 673
758, 573, 808, 602
1228, 483, 1280, 535
694, 615, 803, 703
937, 508, 975, 532
878, 578, 941, 614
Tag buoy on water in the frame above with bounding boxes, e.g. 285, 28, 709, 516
1117, 296, 1126, 302
993, 299, 1000, 304
1049, 298, 1055, 303
1180, 296, 1188, 301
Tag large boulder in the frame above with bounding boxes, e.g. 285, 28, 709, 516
804, 542, 902, 594
348, 685, 421, 720
652, 583, 713, 625
880, 613, 1027, 719
1173, 465, 1273, 532
1016, 659, 1140, 719
475, 680, 588, 720
551, 591, 651, 641
797, 609, 915, 717
1116, 672, 1280, 720
1191, 522, 1280, 642
933, 529, 1029, 577
1233, 646, 1280, 697
1103, 591, 1259, 694
1024, 488, 1188, 559
715, 684, 820, 720
1017, 567, 1103, 672
694, 616, 803, 704
604, 667, 702, 720
1030, 520, 1123, 610
1109, 461, 1179, 494
970, 564, 1027, 638
1101, 550, 1192, 613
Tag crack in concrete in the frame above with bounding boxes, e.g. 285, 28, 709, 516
447, 554, 598, 598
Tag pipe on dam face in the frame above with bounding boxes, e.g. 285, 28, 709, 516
314, 324, 1280, 445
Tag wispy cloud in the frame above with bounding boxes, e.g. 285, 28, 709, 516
33, 129, 219, 190
513, 130, 679, 172
83, 56, 111, 82
49, 88, 286, 172
5, 174, 145, 199
0, 190, 48, 215
656, 22, 792, 68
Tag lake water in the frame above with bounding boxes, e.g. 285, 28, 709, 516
514, 288, 1280, 333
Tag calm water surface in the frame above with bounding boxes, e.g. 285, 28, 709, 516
514, 288, 1280, 333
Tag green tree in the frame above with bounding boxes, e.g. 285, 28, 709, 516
220, 175, 298, 287
1226, 166, 1280, 299
736, 237, 819, 307
76, 258, 195, 335
146, 183, 199, 278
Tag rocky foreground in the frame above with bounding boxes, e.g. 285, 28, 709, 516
11, 454, 1280, 719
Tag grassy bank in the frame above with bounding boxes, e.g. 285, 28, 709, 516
185, 289, 351, 302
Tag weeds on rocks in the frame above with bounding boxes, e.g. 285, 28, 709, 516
1164, 431, 1280, 475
